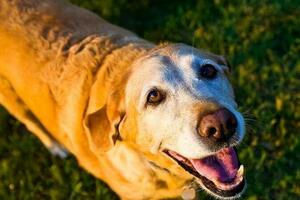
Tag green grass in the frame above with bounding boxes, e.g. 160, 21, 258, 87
1, 0, 299, 199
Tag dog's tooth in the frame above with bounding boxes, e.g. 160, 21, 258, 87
181, 187, 196, 200
237, 165, 244, 177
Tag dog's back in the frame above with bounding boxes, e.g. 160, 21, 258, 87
0, 0, 151, 171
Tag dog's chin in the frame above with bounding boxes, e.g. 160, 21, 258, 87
164, 147, 246, 199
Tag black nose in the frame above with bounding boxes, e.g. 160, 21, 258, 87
198, 108, 237, 141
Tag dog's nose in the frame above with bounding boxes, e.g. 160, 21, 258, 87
198, 108, 237, 141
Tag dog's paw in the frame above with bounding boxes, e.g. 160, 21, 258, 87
49, 142, 68, 159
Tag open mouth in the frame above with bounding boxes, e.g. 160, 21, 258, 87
164, 147, 245, 198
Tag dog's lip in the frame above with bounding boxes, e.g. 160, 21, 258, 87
163, 147, 246, 198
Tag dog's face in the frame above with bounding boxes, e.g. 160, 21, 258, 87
122, 44, 246, 199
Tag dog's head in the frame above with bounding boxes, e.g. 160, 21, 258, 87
85, 43, 246, 199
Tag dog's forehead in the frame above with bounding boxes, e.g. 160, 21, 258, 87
150, 44, 226, 66
133, 44, 227, 78
144, 44, 226, 84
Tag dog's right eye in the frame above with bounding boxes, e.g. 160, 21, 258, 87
199, 64, 217, 79
146, 89, 165, 105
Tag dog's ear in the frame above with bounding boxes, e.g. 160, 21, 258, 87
83, 73, 126, 155
84, 90, 125, 154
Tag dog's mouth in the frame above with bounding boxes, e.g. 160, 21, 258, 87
164, 147, 245, 198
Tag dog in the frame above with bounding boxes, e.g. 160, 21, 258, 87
0, 0, 246, 199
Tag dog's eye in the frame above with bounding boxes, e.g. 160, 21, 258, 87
199, 64, 217, 79
146, 89, 164, 105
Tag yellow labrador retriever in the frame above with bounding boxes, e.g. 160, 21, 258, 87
0, 0, 246, 199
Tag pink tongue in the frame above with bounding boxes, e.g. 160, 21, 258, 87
190, 147, 239, 182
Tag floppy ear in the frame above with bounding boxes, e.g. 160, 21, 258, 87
83, 91, 125, 155
83, 72, 126, 155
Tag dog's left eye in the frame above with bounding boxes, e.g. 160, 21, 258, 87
146, 89, 165, 105
199, 64, 217, 79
